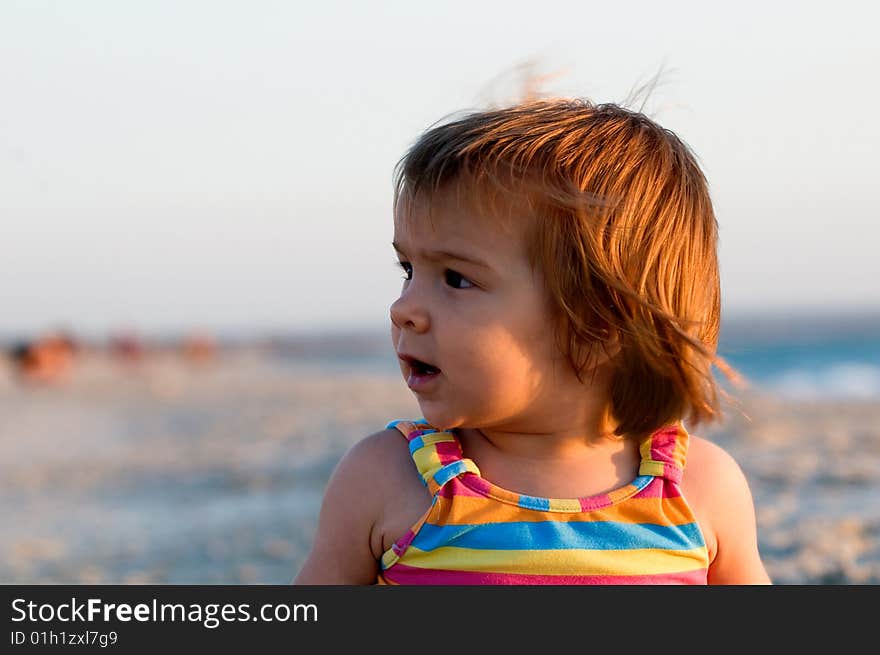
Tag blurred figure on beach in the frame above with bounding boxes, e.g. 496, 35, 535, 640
7, 330, 78, 385
182, 331, 218, 365
109, 329, 146, 367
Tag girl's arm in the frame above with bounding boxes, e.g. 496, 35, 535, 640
684, 436, 773, 585
292, 431, 394, 585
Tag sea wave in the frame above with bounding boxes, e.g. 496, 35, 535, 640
757, 362, 880, 401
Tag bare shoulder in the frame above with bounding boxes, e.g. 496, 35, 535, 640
681, 435, 748, 540
345, 426, 413, 475
347, 426, 430, 504
363, 427, 435, 553
319, 426, 423, 550
682, 434, 746, 494
292, 426, 420, 585
681, 434, 772, 584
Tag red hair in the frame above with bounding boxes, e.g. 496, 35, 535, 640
393, 98, 744, 438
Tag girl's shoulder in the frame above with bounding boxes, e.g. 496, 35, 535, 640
346, 425, 412, 469
680, 434, 762, 574
292, 425, 429, 583
681, 434, 749, 500
347, 425, 425, 489
343, 425, 433, 558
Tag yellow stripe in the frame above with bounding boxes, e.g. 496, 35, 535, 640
381, 549, 399, 569
412, 447, 442, 480
547, 498, 584, 512
416, 432, 457, 447
639, 460, 666, 477
401, 545, 709, 576
434, 493, 698, 526
459, 459, 482, 477
639, 436, 654, 462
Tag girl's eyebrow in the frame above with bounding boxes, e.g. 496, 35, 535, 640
391, 241, 493, 270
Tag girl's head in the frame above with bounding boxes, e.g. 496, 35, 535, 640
390, 97, 740, 439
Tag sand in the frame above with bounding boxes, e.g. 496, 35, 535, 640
1, 349, 878, 584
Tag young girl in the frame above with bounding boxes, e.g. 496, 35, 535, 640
293, 97, 771, 585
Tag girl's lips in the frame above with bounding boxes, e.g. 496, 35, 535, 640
406, 369, 441, 392
397, 353, 442, 391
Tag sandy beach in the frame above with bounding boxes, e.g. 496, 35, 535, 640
1, 348, 878, 584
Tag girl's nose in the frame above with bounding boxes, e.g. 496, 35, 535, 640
390, 287, 430, 333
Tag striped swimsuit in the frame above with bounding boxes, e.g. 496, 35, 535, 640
377, 419, 709, 584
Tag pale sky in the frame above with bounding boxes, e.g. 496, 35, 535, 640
1, 1, 878, 338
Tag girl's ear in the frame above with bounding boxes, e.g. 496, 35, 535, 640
567, 326, 621, 373
592, 329, 621, 368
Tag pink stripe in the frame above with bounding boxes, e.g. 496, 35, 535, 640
382, 563, 707, 585
650, 425, 679, 463
434, 440, 462, 465
391, 528, 417, 554
632, 478, 682, 499
438, 477, 485, 498
579, 494, 613, 511
663, 462, 683, 484
460, 475, 494, 496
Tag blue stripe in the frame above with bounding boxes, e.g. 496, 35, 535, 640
432, 460, 470, 488
385, 418, 431, 430
410, 520, 706, 552
408, 436, 425, 454
513, 475, 653, 511
517, 495, 550, 511
629, 475, 654, 490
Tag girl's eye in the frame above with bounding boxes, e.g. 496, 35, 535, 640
396, 261, 412, 280
396, 261, 473, 289
444, 269, 474, 289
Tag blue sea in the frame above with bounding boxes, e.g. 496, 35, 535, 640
717, 311, 880, 401
275, 310, 880, 402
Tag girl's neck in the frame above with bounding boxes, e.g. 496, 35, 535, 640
467, 360, 626, 460
457, 418, 623, 463
448, 354, 636, 466
454, 415, 641, 500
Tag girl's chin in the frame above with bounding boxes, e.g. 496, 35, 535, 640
416, 405, 462, 432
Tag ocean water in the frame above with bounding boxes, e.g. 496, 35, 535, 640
277, 311, 880, 402
718, 312, 880, 401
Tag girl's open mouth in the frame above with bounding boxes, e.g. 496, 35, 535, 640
399, 354, 441, 390
410, 358, 440, 375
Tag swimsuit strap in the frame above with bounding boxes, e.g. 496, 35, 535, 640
387, 418, 689, 492
637, 422, 689, 484
386, 419, 481, 496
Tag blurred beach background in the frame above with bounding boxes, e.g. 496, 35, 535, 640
2, 314, 879, 584
2, 2, 878, 584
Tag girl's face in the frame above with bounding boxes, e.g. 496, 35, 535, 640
390, 190, 574, 432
